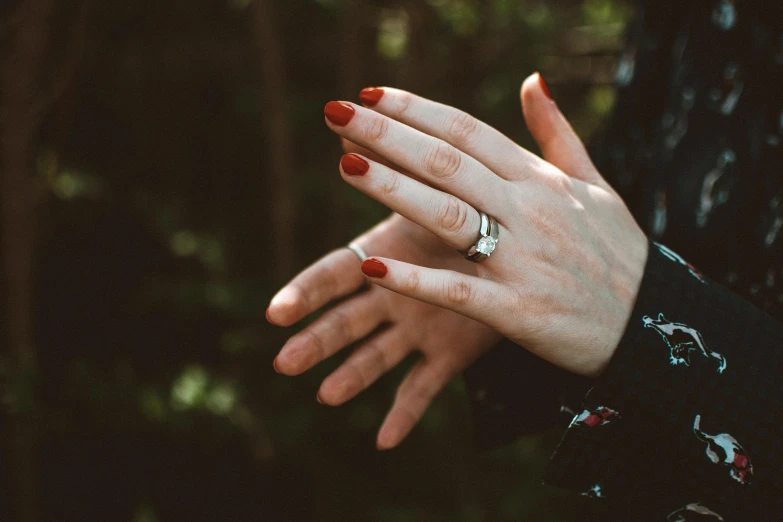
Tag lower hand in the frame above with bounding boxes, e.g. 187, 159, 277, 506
323, 73, 649, 378
268, 208, 500, 450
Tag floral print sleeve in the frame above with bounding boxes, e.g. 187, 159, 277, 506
543, 241, 783, 520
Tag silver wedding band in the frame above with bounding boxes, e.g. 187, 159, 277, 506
347, 242, 368, 262
458, 211, 500, 263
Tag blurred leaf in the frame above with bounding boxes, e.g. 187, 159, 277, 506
377, 8, 410, 60
170, 365, 209, 410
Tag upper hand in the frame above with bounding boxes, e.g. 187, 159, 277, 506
323, 73, 649, 378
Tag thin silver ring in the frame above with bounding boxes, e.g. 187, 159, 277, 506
458, 211, 500, 263
347, 242, 368, 262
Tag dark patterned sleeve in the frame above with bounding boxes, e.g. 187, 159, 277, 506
543, 241, 783, 520
463, 340, 592, 449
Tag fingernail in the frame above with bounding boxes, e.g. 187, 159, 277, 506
537, 73, 553, 102
273, 356, 281, 373
316, 391, 325, 404
265, 307, 274, 324
359, 87, 384, 107
341, 153, 370, 176
361, 258, 387, 278
324, 101, 355, 126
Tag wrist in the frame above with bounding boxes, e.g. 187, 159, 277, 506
592, 231, 649, 377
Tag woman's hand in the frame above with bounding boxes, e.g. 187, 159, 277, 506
267, 208, 500, 450
323, 73, 649, 378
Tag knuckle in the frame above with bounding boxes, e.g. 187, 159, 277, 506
362, 339, 388, 380
394, 92, 414, 117
393, 399, 422, 427
402, 269, 420, 294
290, 282, 315, 314
343, 359, 369, 391
319, 264, 343, 298
329, 308, 353, 344
425, 141, 462, 180
525, 205, 567, 264
527, 203, 566, 239
542, 172, 572, 194
438, 196, 470, 235
446, 110, 480, 146
366, 115, 390, 142
379, 172, 402, 197
304, 329, 327, 359
445, 279, 472, 306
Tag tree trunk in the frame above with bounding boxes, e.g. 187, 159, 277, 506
250, 0, 296, 283
1, 2, 56, 519
1, 2, 89, 520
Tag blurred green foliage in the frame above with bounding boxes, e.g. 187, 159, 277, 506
3, 0, 629, 519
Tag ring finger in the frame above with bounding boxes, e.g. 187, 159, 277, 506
274, 290, 386, 376
339, 153, 485, 251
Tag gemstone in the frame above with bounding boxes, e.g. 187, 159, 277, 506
476, 236, 496, 255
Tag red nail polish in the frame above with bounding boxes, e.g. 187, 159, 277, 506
538, 73, 553, 101
361, 258, 387, 278
359, 87, 384, 107
341, 153, 369, 176
324, 101, 355, 126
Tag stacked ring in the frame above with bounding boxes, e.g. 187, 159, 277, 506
458, 211, 500, 263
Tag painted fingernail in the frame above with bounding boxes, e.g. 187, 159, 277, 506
341, 153, 370, 176
537, 73, 553, 101
359, 87, 384, 107
361, 258, 387, 278
273, 356, 281, 373
324, 101, 355, 126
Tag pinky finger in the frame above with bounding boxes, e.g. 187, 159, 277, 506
360, 257, 506, 330
376, 360, 452, 450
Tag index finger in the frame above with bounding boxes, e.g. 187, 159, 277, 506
359, 87, 548, 182
267, 248, 366, 326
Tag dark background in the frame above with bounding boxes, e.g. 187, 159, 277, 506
1, 0, 629, 520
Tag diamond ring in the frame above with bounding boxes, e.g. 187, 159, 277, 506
459, 211, 500, 263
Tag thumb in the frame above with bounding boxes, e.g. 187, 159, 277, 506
520, 73, 604, 186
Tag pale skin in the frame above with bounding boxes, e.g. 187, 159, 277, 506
267, 73, 649, 450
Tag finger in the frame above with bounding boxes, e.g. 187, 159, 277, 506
341, 137, 403, 172
268, 247, 365, 327
359, 257, 506, 330
520, 73, 605, 187
317, 326, 410, 406
274, 290, 385, 376
376, 360, 452, 450
359, 87, 546, 182
324, 101, 507, 213
339, 153, 482, 250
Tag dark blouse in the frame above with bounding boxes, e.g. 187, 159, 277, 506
465, 1, 783, 519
